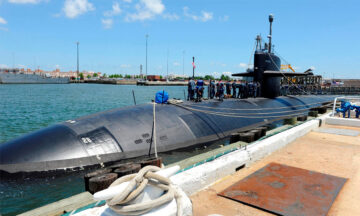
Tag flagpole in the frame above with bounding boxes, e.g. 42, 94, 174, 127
192, 56, 195, 78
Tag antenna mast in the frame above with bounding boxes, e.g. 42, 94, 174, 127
268, 14, 274, 53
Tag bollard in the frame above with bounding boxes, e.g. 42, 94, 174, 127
109, 162, 137, 172
84, 168, 112, 192
308, 110, 318, 117
140, 157, 163, 168
230, 133, 240, 144
88, 173, 117, 194
283, 117, 297, 125
297, 115, 308, 121
249, 129, 262, 140
113, 163, 141, 178
318, 107, 327, 114
239, 132, 255, 143
256, 127, 267, 137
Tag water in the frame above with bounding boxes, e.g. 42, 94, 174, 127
0, 84, 193, 216
0, 84, 189, 144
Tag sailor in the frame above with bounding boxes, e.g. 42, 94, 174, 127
280, 85, 284, 96
226, 80, 231, 96
253, 82, 257, 98
247, 82, 253, 98
196, 79, 204, 102
218, 80, 225, 101
210, 80, 215, 99
187, 78, 196, 100
244, 81, 249, 98
238, 81, 244, 98
232, 80, 237, 98
256, 81, 261, 97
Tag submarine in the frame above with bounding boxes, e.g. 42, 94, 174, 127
0, 15, 335, 175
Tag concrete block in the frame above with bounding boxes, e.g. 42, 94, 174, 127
325, 117, 360, 127
171, 151, 249, 196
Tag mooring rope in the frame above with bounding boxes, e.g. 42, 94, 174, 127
174, 103, 310, 119
106, 166, 183, 216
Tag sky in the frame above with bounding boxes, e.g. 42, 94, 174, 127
0, 0, 359, 79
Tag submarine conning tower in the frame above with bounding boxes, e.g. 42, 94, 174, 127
254, 14, 281, 98
233, 14, 311, 98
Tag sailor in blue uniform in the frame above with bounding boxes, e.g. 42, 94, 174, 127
226, 81, 231, 96
232, 80, 237, 98
244, 81, 249, 98
256, 81, 261, 97
218, 81, 225, 101
196, 79, 204, 102
188, 78, 196, 100
237, 81, 242, 98
210, 80, 215, 99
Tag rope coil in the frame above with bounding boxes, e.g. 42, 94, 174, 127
106, 166, 183, 216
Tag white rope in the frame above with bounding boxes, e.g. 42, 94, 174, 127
184, 100, 324, 111
174, 103, 310, 119
180, 104, 319, 115
106, 166, 183, 216
152, 102, 158, 158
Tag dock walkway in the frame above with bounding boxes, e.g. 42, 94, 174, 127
191, 122, 360, 216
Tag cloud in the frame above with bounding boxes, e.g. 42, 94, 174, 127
120, 64, 131, 68
310, 66, 316, 70
0, 64, 9, 68
211, 71, 220, 78
173, 62, 180, 66
8, 0, 42, 4
102, 18, 113, 28
163, 13, 179, 21
0, 17, 7, 24
63, 0, 95, 19
104, 2, 122, 17
222, 71, 233, 77
125, 0, 165, 22
183, 6, 213, 22
123, 0, 132, 2
238, 63, 248, 68
219, 15, 229, 22
17, 64, 26, 68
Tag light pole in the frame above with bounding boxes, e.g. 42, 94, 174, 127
76, 41, 79, 82
167, 48, 169, 81
145, 34, 148, 81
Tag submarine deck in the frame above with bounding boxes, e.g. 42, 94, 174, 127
191, 122, 360, 216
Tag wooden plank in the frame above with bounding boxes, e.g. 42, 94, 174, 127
19, 192, 94, 216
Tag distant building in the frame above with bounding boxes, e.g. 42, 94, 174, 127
167, 74, 188, 80
147, 75, 161, 81
10, 68, 102, 80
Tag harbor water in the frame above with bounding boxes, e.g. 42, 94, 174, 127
0, 84, 211, 216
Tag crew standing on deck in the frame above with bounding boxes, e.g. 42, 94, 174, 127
232, 80, 237, 98
237, 81, 242, 98
210, 80, 215, 99
256, 81, 261, 97
218, 80, 225, 101
188, 78, 196, 100
196, 79, 204, 102
244, 81, 249, 98
226, 80, 231, 96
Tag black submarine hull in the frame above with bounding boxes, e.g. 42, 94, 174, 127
0, 95, 335, 175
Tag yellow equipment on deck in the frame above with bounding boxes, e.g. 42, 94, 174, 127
281, 64, 295, 72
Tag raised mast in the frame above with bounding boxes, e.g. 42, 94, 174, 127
268, 14, 274, 53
